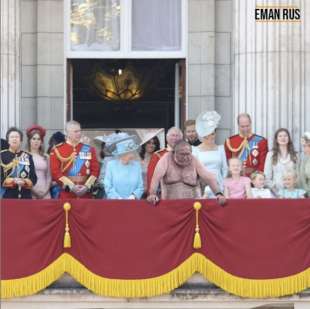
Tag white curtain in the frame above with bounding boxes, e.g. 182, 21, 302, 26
71, 0, 120, 51
132, 0, 181, 51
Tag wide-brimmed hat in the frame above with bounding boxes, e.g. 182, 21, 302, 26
26, 125, 46, 139
301, 132, 310, 145
136, 128, 164, 146
94, 132, 128, 146
195, 111, 221, 138
109, 134, 140, 156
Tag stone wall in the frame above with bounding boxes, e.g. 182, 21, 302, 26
16, 0, 234, 144
233, 0, 310, 149
188, 0, 233, 143
20, 0, 65, 143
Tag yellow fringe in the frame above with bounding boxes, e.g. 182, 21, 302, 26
65, 253, 197, 298
196, 253, 310, 298
0, 254, 65, 299
1, 253, 310, 299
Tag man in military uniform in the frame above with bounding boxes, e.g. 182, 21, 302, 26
50, 121, 99, 199
1, 127, 37, 199
147, 127, 183, 192
225, 113, 268, 176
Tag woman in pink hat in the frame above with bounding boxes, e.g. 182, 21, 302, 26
27, 125, 52, 199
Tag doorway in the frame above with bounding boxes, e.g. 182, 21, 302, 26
67, 59, 186, 132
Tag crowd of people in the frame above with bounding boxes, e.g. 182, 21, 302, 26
1, 112, 310, 203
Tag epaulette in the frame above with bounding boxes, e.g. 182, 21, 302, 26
0, 149, 9, 153
155, 148, 166, 154
154, 148, 166, 157
227, 134, 239, 139
54, 142, 64, 148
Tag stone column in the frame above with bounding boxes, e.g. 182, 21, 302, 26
0, 0, 20, 136
233, 0, 310, 149
36, 0, 65, 142
188, 0, 216, 119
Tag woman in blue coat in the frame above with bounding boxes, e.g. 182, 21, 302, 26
104, 134, 144, 200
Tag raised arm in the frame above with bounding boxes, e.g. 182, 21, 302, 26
149, 154, 169, 196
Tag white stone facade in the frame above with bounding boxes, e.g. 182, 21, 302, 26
233, 0, 310, 149
2, 0, 309, 147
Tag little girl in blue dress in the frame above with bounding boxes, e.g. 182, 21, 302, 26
277, 169, 306, 198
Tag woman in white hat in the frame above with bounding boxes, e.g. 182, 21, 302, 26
193, 111, 228, 197
298, 132, 310, 197
104, 134, 144, 199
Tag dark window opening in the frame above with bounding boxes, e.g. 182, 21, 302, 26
71, 59, 181, 131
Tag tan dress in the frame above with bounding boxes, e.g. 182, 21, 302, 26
298, 155, 310, 196
149, 152, 219, 199
31, 153, 51, 199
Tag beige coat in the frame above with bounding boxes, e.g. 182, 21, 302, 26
298, 155, 310, 196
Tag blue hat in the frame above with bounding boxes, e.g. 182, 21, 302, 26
110, 135, 140, 156
95, 132, 128, 145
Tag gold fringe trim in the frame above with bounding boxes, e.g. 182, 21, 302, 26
1, 253, 310, 299
65, 253, 197, 298
196, 254, 310, 298
0, 254, 65, 299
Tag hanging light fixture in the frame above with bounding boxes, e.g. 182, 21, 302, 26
91, 65, 144, 102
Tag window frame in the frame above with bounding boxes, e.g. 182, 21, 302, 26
65, 0, 188, 59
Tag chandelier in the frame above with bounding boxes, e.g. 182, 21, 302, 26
91, 66, 144, 101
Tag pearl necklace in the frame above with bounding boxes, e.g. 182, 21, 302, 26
279, 154, 291, 164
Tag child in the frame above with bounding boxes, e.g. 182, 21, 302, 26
277, 169, 306, 198
250, 171, 274, 198
224, 158, 252, 199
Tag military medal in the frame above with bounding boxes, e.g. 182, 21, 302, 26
250, 144, 259, 166
85, 160, 90, 175
21, 171, 27, 178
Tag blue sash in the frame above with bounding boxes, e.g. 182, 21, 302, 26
68, 144, 91, 176
239, 135, 263, 162
50, 185, 61, 199
0, 187, 5, 198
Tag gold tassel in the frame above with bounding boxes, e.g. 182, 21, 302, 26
193, 202, 202, 249
63, 202, 72, 248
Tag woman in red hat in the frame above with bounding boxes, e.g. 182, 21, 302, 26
27, 125, 52, 199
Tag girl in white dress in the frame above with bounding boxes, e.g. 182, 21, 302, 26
250, 171, 274, 198
193, 111, 228, 197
